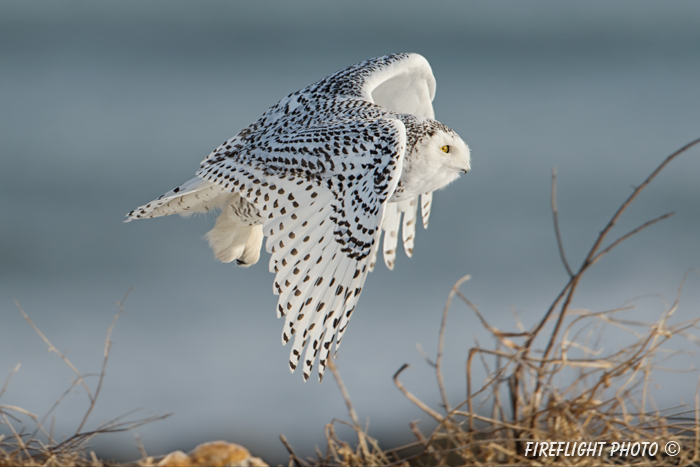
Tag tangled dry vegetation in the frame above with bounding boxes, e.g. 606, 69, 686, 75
0, 295, 172, 467
1, 138, 699, 467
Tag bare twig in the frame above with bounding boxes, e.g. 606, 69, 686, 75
327, 356, 370, 460
135, 433, 148, 460
16, 301, 94, 402
393, 364, 443, 423
415, 343, 436, 367
436, 275, 470, 415
280, 434, 308, 467
582, 137, 700, 272
0, 364, 20, 401
551, 167, 574, 277
589, 212, 675, 266
76, 288, 131, 434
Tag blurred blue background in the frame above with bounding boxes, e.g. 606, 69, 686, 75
1, 1, 699, 463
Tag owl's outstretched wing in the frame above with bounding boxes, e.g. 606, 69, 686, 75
197, 117, 407, 381
313, 52, 436, 119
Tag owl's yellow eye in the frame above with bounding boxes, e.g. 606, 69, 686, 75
440, 145, 450, 153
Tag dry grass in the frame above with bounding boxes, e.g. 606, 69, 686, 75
0, 292, 171, 467
1, 139, 699, 467
280, 138, 700, 466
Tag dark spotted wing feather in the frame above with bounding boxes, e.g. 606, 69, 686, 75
196, 118, 407, 380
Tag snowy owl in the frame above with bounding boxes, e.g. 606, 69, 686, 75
126, 53, 470, 381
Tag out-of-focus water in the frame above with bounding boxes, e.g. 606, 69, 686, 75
1, 1, 699, 463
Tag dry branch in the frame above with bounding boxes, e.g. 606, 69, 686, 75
1, 290, 169, 466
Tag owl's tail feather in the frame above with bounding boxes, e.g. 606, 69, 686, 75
126, 177, 264, 266
125, 177, 231, 221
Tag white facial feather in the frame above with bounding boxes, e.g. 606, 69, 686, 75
392, 125, 470, 202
